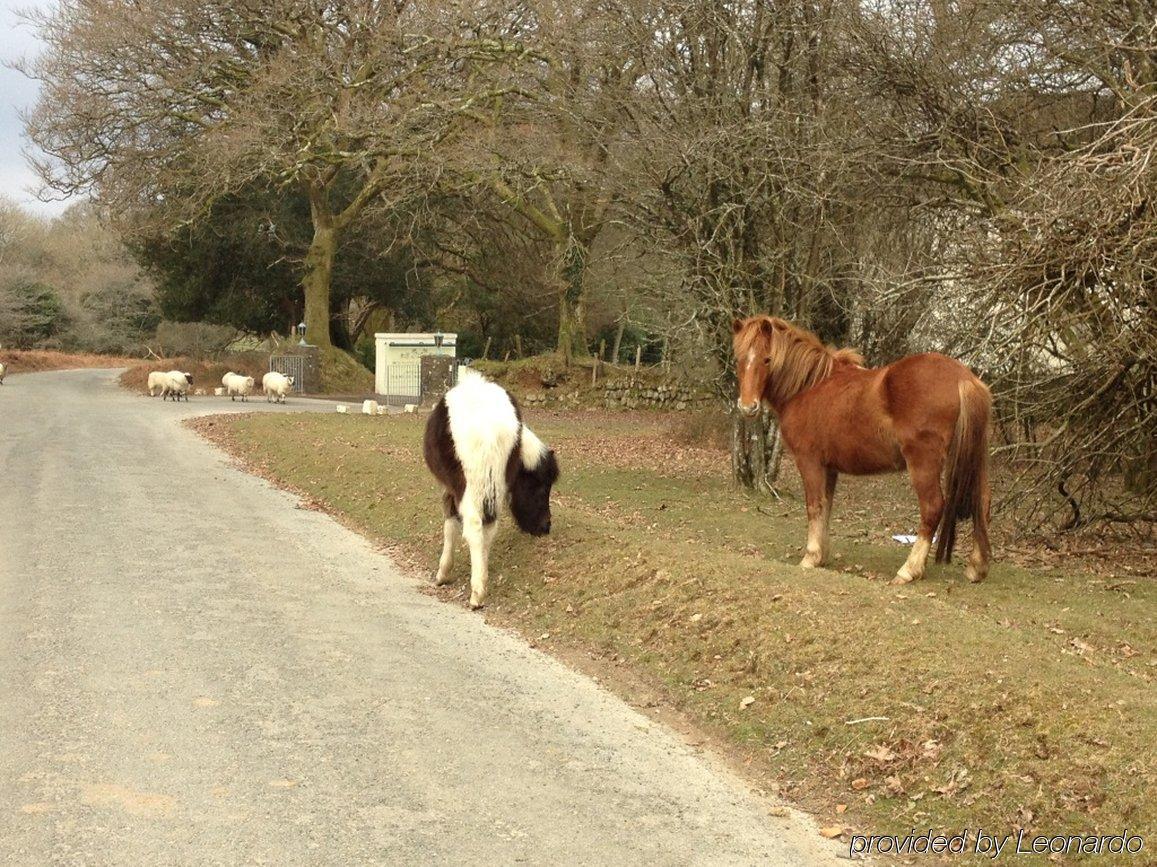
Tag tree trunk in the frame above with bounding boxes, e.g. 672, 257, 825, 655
732, 410, 784, 493
556, 237, 590, 362
300, 184, 337, 351
303, 214, 337, 351
611, 316, 626, 364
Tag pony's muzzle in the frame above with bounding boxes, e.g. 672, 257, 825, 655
737, 399, 761, 417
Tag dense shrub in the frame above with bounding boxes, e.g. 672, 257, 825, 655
0, 277, 68, 348
152, 320, 240, 359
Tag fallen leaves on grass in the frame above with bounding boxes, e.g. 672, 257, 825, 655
863, 744, 898, 763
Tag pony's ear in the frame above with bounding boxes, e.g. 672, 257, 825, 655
731, 318, 745, 335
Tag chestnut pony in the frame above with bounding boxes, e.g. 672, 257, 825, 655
733, 316, 991, 584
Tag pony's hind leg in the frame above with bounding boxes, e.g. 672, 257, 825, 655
895, 443, 945, 584
797, 461, 835, 568
965, 483, 991, 583
435, 492, 462, 586
435, 517, 461, 585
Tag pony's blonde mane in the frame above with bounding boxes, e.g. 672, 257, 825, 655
736, 316, 864, 407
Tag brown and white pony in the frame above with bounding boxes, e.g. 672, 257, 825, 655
424, 368, 560, 608
733, 316, 991, 584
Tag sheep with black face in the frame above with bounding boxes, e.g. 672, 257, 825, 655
423, 368, 560, 609
162, 370, 194, 401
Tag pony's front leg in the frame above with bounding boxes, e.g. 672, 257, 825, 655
461, 505, 497, 609
797, 461, 833, 568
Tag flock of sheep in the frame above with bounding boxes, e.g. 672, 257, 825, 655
147, 369, 296, 403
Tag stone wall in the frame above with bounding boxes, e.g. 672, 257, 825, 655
420, 355, 457, 404
522, 376, 712, 411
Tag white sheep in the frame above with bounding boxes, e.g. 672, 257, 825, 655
0, 361, 6, 385
147, 370, 168, 396
222, 371, 255, 402
163, 370, 194, 401
262, 371, 295, 403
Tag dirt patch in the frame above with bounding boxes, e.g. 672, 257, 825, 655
81, 783, 176, 817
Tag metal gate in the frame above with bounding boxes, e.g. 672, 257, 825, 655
269, 355, 306, 393
380, 362, 422, 406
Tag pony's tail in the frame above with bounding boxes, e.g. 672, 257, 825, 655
935, 378, 992, 564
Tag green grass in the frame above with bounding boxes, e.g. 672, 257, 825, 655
195, 410, 1156, 858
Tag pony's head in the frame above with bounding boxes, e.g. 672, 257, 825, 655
733, 316, 863, 414
509, 427, 560, 536
732, 317, 775, 416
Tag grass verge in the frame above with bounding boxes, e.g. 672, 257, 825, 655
192, 409, 1155, 860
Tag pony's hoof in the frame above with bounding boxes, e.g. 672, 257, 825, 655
469, 596, 486, 610
965, 565, 987, 583
434, 572, 454, 586
799, 554, 823, 569
892, 568, 919, 585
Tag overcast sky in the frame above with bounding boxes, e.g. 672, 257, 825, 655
1, 0, 75, 219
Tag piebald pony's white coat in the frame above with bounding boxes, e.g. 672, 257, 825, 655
434, 369, 553, 608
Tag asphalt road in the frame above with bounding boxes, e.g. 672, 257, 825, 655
0, 369, 844, 866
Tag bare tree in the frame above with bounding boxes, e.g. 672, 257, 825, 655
963, 102, 1157, 527
428, 0, 640, 362
604, 0, 904, 486
25, 0, 518, 379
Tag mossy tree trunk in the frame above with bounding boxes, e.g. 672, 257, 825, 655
302, 179, 340, 351
556, 237, 591, 363
299, 169, 389, 390
303, 220, 337, 350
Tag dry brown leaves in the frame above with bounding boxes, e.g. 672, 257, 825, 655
0, 349, 142, 372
